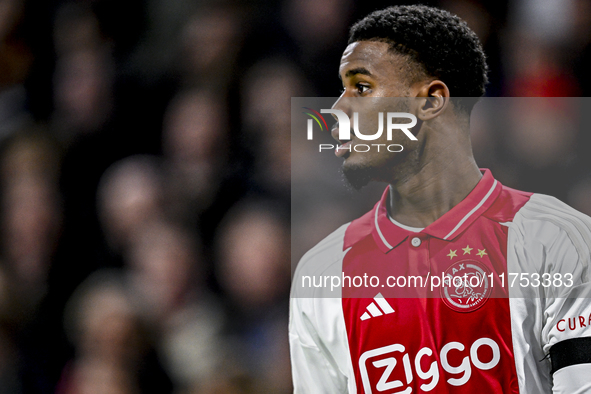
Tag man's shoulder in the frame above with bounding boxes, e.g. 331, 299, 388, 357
483, 184, 533, 223
505, 192, 591, 253
291, 223, 353, 298
501, 192, 591, 292
485, 184, 590, 230
513, 193, 591, 228
294, 223, 351, 278
295, 203, 379, 276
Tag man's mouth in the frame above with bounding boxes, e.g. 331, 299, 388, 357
331, 124, 352, 158
335, 141, 352, 158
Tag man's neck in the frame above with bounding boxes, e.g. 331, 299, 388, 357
387, 145, 482, 229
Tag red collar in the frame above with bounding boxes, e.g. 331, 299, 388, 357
362, 169, 502, 253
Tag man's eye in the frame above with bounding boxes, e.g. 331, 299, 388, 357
357, 84, 370, 94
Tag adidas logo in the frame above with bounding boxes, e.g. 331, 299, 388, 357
360, 293, 395, 321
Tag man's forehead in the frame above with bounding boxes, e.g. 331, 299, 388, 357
339, 41, 397, 76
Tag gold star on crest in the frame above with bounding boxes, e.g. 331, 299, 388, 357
477, 249, 487, 258
462, 245, 473, 255
447, 250, 457, 259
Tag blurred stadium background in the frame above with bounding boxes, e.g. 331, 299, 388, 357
0, 0, 590, 392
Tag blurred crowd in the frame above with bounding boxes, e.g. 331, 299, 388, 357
0, 0, 590, 393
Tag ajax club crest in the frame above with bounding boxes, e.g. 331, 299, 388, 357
441, 259, 492, 312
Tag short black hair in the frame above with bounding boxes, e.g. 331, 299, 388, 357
349, 5, 488, 112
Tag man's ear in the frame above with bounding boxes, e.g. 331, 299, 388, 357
415, 80, 450, 121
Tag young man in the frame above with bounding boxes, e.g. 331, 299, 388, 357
289, 5, 591, 393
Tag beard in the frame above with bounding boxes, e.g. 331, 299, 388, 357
340, 99, 416, 190
341, 162, 376, 191
341, 144, 415, 191
341, 163, 391, 191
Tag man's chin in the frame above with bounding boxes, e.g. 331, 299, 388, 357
341, 162, 377, 191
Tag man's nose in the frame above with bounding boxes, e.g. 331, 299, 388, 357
330, 94, 351, 121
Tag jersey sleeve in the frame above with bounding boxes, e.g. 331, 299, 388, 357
520, 195, 591, 392
289, 224, 354, 393
552, 364, 591, 393
289, 296, 349, 393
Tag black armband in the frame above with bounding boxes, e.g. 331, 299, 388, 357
550, 337, 591, 374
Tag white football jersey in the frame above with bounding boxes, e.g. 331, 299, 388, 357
290, 169, 591, 393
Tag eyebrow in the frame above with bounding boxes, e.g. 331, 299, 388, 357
339, 67, 373, 80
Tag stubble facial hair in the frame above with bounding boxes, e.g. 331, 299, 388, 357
341, 98, 413, 191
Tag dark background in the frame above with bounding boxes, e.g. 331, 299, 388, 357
0, 0, 590, 392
